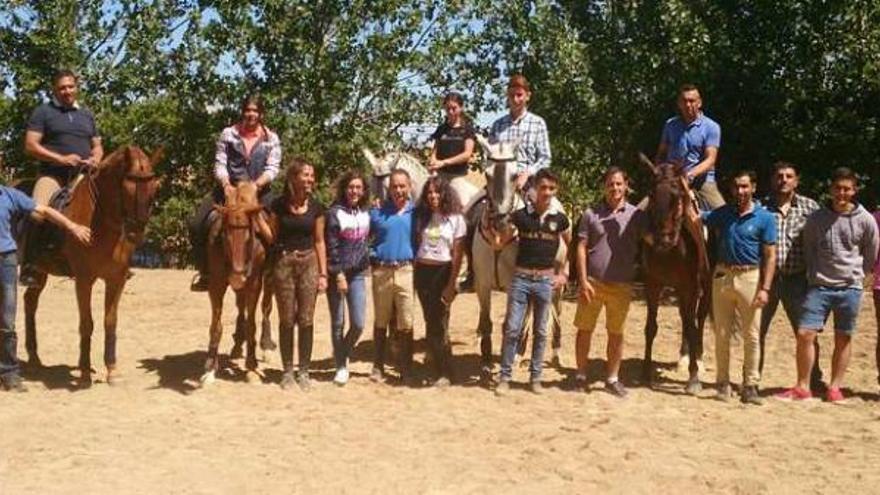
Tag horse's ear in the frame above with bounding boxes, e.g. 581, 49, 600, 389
362, 147, 379, 169
637, 152, 659, 176
149, 146, 166, 168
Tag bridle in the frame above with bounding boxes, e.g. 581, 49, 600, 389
221, 205, 260, 280
120, 170, 157, 241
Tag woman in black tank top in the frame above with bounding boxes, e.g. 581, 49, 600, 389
271, 158, 327, 391
428, 92, 476, 177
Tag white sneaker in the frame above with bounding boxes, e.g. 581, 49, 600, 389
334, 367, 349, 386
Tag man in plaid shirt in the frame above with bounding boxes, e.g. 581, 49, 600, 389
489, 74, 551, 192
758, 161, 823, 391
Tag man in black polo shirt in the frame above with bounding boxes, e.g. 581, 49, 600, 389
493, 168, 571, 396
20, 69, 102, 285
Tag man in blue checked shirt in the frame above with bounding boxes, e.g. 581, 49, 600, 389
489, 74, 551, 192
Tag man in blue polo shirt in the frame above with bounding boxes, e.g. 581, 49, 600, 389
369, 169, 416, 384
0, 186, 91, 392
657, 83, 724, 211
701, 170, 777, 405
20, 69, 102, 286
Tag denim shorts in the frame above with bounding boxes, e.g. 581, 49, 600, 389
799, 286, 863, 335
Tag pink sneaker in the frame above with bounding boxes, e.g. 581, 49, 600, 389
826, 387, 846, 404
775, 387, 812, 401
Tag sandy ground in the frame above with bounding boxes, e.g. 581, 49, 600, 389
1, 268, 879, 494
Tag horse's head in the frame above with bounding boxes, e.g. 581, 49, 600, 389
645, 162, 687, 253
363, 147, 427, 202
216, 182, 263, 290
475, 134, 521, 229
118, 146, 162, 238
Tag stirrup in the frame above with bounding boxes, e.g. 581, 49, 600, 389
190, 273, 209, 292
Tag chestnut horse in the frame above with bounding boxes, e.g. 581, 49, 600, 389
24, 145, 162, 387
200, 182, 273, 386
639, 157, 711, 395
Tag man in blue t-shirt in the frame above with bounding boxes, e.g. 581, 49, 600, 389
20, 69, 102, 286
656, 83, 724, 210
701, 170, 777, 405
0, 186, 91, 392
369, 169, 416, 384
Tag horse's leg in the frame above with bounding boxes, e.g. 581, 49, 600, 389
679, 289, 703, 395
102, 277, 126, 385
642, 281, 661, 387
74, 275, 97, 388
259, 272, 276, 352
230, 311, 245, 361
243, 282, 261, 383
201, 283, 225, 386
23, 274, 48, 367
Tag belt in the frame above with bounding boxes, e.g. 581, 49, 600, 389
280, 248, 314, 258
515, 267, 555, 277
718, 263, 758, 273
372, 259, 412, 268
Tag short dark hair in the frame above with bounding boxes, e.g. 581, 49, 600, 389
389, 168, 411, 183
678, 83, 700, 96
52, 69, 77, 86
831, 167, 858, 184
772, 161, 799, 175
333, 169, 371, 209
534, 168, 559, 185
730, 169, 757, 185
603, 166, 628, 184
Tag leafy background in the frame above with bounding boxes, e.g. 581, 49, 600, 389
1, 0, 878, 265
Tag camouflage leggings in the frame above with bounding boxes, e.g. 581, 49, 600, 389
272, 249, 318, 370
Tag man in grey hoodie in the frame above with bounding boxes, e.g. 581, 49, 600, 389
777, 167, 879, 403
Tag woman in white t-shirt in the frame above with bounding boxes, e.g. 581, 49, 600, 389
414, 176, 466, 386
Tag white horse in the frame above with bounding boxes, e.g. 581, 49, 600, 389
471, 135, 568, 378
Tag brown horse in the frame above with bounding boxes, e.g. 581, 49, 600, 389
199, 181, 273, 386
640, 158, 711, 395
24, 145, 162, 387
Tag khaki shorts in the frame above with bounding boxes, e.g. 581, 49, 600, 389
371, 264, 414, 331
573, 280, 633, 335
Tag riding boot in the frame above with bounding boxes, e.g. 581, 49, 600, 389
371, 326, 387, 381
399, 330, 415, 385
18, 221, 41, 288
297, 325, 314, 376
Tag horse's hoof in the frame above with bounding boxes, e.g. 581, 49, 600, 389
105, 371, 123, 387
199, 371, 216, 387
686, 379, 702, 396
77, 374, 93, 390
245, 370, 261, 384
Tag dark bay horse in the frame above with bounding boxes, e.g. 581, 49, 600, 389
640, 158, 711, 395
200, 182, 273, 386
25, 145, 162, 387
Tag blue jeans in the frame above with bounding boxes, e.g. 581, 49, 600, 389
327, 269, 367, 368
500, 272, 553, 382
0, 252, 19, 378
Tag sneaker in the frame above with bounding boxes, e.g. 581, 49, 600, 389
433, 376, 451, 388
495, 380, 510, 397
716, 382, 733, 402
19, 267, 41, 288
333, 367, 349, 386
190, 273, 209, 292
280, 371, 296, 390
740, 385, 763, 406
296, 372, 312, 392
370, 366, 384, 383
529, 380, 544, 395
604, 380, 628, 398
1, 374, 27, 393
826, 387, 846, 404
775, 387, 812, 401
